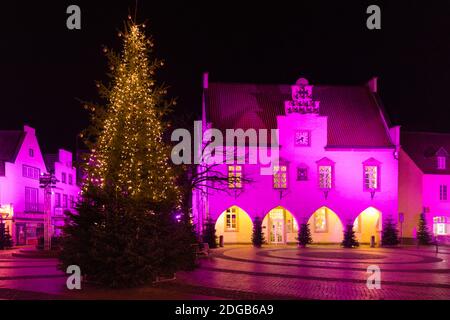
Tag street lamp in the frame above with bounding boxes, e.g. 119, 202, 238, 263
39, 171, 58, 251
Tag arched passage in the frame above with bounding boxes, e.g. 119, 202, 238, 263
307, 207, 343, 243
215, 206, 253, 244
353, 207, 382, 244
262, 206, 298, 244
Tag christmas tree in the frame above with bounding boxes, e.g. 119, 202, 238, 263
60, 19, 195, 287
341, 224, 359, 248
202, 218, 217, 248
252, 216, 265, 247
417, 213, 433, 245
297, 223, 312, 248
0, 223, 13, 250
381, 215, 400, 246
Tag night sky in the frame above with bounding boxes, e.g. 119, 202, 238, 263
3, 0, 450, 153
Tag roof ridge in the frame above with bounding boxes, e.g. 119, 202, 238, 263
209, 81, 368, 88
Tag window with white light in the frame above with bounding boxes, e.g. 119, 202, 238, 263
433, 216, 448, 235
225, 207, 237, 231
314, 207, 328, 233
228, 165, 242, 189
273, 165, 287, 189
318, 166, 332, 189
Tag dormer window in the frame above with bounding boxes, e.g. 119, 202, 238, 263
316, 158, 335, 190
438, 156, 446, 170
363, 158, 381, 192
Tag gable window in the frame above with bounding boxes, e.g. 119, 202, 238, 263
225, 207, 237, 231
440, 185, 448, 201
273, 165, 287, 189
297, 167, 308, 181
29, 148, 34, 157
54, 193, 61, 207
68, 174, 73, 185
438, 156, 446, 170
228, 165, 242, 189
61, 172, 67, 184
22, 165, 40, 180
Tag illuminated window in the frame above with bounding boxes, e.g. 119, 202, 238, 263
228, 165, 242, 189
433, 216, 448, 235
314, 208, 328, 233
318, 166, 332, 189
225, 207, 237, 231
437, 156, 446, 170
440, 184, 447, 201
364, 165, 378, 190
273, 165, 287, 189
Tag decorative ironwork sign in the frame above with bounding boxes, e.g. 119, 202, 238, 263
285, 78, 320, 115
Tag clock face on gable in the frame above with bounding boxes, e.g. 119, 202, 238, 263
295, 130, 310, 146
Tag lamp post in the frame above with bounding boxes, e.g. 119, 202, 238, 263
39, 171, 58, 251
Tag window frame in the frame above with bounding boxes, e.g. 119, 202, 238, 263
316, 157, 335, 190
314, 207, 328, 233
225, 207, 238, 232
273, 164, 288, 189
362, 158, 382, 192
227, 165, 243, 189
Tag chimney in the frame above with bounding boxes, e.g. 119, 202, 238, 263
367, 76, 378, 93
23, 125, 35, 136
203, 72, 209, 89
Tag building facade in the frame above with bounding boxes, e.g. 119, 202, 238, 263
193, 74, 447, 245
0, 125, 80, 245
399, 132, 450, 242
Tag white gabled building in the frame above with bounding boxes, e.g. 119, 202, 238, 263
0, 125, 80, 245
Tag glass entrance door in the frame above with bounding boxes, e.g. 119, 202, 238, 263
270, 219, 284, 244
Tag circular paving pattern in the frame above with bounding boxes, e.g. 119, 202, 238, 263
297, 251, 386, 260
255, 247, 444, 265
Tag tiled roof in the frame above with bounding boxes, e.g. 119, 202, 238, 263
401, 131, 450, 174
205, 83, 394, 148
0, 131, 25, 162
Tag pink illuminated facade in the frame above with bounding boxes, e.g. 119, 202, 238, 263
193, 74, 445, 245
0, 125, 80, 245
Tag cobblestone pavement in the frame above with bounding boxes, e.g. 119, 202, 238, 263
171, 245, 450, 300
0, 245, 449, 299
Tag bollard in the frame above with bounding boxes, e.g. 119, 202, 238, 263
370, 235, 375, 248
219, 235, 224, 247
